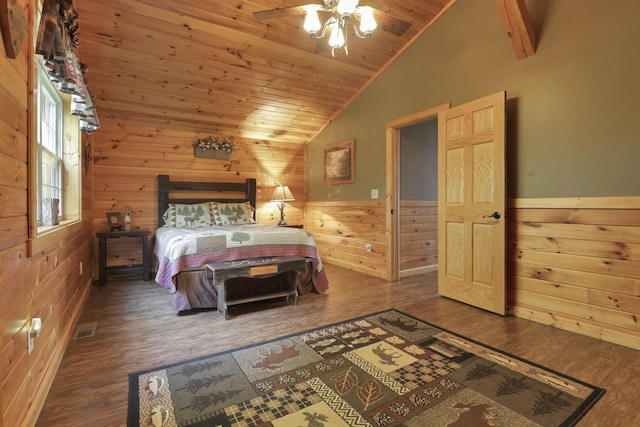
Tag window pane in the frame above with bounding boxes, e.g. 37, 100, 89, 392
41, 150, 61, 200
40, 89, 60, 154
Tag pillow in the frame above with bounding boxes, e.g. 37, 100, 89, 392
164, 202, 213, 227
211, 201, 256, 226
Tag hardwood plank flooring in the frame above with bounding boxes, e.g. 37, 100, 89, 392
37, 264, 640, 426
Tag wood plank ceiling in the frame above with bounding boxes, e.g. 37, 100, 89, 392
74, 0, 455, 145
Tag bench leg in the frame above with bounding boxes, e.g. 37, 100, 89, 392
293, 272, 300, 305
215, 282, 225, 313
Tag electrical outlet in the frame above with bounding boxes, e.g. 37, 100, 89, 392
371, 189, 379, 199
28, 318, 42, 355
365, 243, 372, 252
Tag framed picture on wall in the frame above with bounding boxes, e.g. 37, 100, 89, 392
324, 139, 355, 185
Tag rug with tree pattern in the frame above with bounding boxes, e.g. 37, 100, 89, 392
128, 309, 604, 426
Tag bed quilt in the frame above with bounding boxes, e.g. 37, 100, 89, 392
154, 225, 328, 294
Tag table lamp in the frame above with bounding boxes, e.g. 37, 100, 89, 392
271, 184, 295, 225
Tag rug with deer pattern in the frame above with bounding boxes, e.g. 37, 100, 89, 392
128, 309, 604, 427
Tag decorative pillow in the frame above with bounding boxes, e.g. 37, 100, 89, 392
211, 201, 256, 226
164, 202, 213, 227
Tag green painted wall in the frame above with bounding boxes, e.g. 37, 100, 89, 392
306, 0, 640, 200
400, 120, 438, 201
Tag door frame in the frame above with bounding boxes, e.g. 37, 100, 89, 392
385, 103, 451, 281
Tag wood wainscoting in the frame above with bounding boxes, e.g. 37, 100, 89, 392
399, 200, 438, 277
307, 196, 640, 351
508, 196, 640, 350
305, 200, 386, 278
305, 200, 439, 279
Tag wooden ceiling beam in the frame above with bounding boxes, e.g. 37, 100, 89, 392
495, 0, 536, 59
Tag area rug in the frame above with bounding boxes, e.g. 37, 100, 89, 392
128, 309, 604, 426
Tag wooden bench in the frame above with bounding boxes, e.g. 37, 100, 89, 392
205, 256, 308, 319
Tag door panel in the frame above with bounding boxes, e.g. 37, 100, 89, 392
437, 92, 506, 315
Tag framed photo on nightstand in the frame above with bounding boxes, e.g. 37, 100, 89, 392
106, 212, 122, 231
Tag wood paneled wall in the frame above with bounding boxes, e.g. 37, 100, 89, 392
304, 199, 438, 280
90, 122, 306, 273
508, 197, 640, 350
305, 200, 386, 278
0, 7, 94, 425
308, 197, 640, 351
399, 200, 438, 276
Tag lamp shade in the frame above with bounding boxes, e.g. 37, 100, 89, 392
336, 0, 358, 15
328, 23, 345, 48
271, 185, 295, 202
358, 7, 377, 33
303, 8, 322, 34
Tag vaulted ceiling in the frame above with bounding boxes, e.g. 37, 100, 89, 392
74, 0, 533, 145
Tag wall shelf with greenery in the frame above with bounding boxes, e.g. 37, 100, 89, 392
193, 136, 236, 160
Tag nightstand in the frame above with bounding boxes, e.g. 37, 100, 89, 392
96, 229, 151, 286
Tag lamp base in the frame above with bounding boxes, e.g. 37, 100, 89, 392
277, 203, 286, 226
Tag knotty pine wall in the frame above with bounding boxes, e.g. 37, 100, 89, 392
399, 200, 438, 277
90, 122, 305, 273
305, 201, 386, 279
304, 200, 439, 280
508, 197, 640, 351
0, 17, 94, 427
306, 197, 640, 350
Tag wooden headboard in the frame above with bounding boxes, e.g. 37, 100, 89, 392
157, 175, 257, 228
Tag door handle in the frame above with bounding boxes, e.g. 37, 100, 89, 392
483, 211, 501, 219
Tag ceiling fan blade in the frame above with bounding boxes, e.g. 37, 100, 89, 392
371, 9, 411, 37
253, 5, 310, 21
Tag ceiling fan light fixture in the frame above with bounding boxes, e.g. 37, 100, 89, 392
300, 0, 377, 56
254, 0, 412, 56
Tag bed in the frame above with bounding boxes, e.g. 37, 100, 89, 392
153, 175, 328, 312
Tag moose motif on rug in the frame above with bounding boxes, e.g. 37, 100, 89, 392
379, 315, 430, 332
371, 343, 402, 366
251, 340, 300, 372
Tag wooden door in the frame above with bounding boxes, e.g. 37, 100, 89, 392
437, 92, 506, 315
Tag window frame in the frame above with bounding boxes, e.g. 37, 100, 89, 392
36, 61, 64, 224
28, 0, 83, 256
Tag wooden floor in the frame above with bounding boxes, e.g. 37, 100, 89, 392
37, 264, 640, 426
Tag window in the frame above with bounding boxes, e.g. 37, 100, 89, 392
37, 64, 63, 224
29, 0, 83, 254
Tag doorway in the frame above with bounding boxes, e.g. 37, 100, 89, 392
397, 119, 439, 278
386, 92, 507, 316
385, 103, 450, 281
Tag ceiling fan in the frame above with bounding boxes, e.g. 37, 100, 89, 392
253, 0, 411, 56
